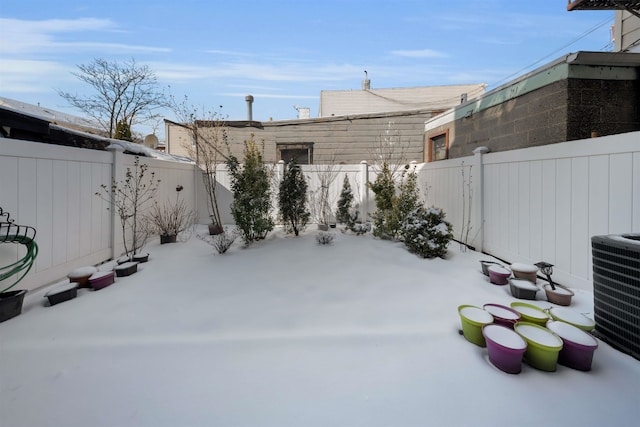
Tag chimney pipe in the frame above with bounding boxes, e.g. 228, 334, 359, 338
362, 70, 370, 90
245, 95, 254, 121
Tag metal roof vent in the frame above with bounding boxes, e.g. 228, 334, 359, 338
362, 70, 370, 90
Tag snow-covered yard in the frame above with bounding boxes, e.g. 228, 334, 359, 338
1, 227, 639, 427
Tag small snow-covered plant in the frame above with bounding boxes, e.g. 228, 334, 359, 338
197, 228, 239, 254
401, 206, 453, 258
316, 231, 335, 245
212, 230, 238, 254
96, 156, 159, 260
348, 220, 371, 236
147, 185, 193, 238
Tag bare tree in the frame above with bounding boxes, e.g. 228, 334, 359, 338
169, 95, 229, 234
368, 120, 409, 178
308, 153, 340, 229
58, 58, 167, 138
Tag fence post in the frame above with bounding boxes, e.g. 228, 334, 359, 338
106, 146, 124, 260
360, 160, 369, 222
472, 146, 489, 252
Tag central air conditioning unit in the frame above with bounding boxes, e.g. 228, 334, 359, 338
591, 234, 640, 360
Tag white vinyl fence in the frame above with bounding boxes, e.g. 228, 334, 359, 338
416, 131, 640, 290
2, 131, 638, 292
0, 138, 200, 292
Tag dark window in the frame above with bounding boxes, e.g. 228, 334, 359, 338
427, 132, 448, 162
277, 142, 314, 164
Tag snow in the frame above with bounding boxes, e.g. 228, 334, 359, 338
547, 321, 598, 348
483, 324, 526, 349
550, 307, 597, 330
510, 278, 539, 291
488, 265, 510, 276
515, 323, 563, 348
459, 306, 493, 324
483, 304, 520, 321
510, 262, 538, 273
1, 226, 639, 427
544, 284, 574, 295
43, 282, 77, 297
511, 304, 549, 321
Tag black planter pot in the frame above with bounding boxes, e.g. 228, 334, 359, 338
209, 223, 223, 235
132, 253, 149, 263
0, 289, 27, 322
114, 262, 138, 277
44, 283, 78, 306
160, 234, 177, 244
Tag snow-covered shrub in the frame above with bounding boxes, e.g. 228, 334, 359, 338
226, 137, 274, 245
278, 160, 310, 236
316, 231, 335, 245
348, 220, 371, 236
401, 206, 453, 258
369, 164, 420, 241
336, 175, 354, 225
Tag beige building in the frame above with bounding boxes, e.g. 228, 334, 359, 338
165, 83, 486, 164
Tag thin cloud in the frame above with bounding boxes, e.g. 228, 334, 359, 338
0, 17, 168, 54
390, 49, 448, 58
154, 60, 363, 83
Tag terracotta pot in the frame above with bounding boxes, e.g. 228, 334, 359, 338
544, 284, 574, 306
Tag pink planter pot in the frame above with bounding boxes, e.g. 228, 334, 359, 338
483, 324, 528, 374
488, 265, 511, 285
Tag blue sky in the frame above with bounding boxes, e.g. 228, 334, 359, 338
0, 0, 614, 138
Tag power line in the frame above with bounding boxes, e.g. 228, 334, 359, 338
490, 16, 613, 88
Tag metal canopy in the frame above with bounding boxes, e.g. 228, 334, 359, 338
567, 0, 640, 11
567, 0, 640, 20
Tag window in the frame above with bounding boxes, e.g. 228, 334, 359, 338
277, 142, 314, 164
427, 131, 448, 162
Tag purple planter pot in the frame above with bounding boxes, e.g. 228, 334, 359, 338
488, 265, 511, 285
89, 271, 115, 290
482, 324, 528, 374
547, 321, 598, 371
483, 304, 521, 329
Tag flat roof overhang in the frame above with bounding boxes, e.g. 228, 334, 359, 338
567, 0, 640, 11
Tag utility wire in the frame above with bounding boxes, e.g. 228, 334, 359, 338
490, 16, 613, 88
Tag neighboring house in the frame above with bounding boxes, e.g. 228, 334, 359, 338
319, 82, 486, 117
165, 83, 487, 164
615, 9, 640, 52
423, 51, 640, 161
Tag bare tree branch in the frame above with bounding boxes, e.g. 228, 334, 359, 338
57, 58, 168, 139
